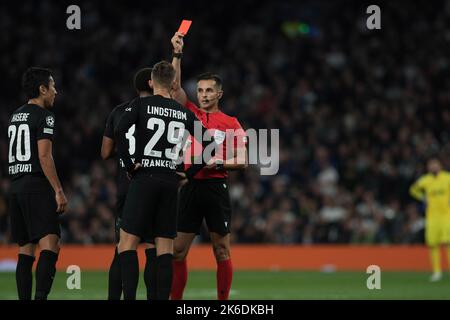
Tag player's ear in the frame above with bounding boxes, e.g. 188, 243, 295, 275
217, 90, 223, 100
148, 79, 153, 89
39, 84, 48, 96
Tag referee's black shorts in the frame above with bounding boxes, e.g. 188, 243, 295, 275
120, 171, 179, 241
177, 179, 231, 236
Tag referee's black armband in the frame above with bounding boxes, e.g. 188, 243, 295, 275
172, 51, 183, 59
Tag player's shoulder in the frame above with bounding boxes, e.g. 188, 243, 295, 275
116, 100, 133, 110
30, 105, 55, 123
421, 173, 431, 180
12, 104, 27, 113
112, 99, 135, 114
9, 104, 25, 118
418, 173, 434, 185
41, 107, 55, 117
9, 104, 54, 128
415, 174, 428, 183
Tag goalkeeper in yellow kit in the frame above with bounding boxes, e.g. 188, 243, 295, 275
409, 156, 450, 282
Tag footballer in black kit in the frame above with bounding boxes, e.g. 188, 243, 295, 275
8, 105, 59, 240
101, 67, 158, 300
114, 61, 214, 300
7, 67, 68, 300
103, 99, 134, 224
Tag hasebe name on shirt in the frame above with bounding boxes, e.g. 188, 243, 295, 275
11, 113, 30, 122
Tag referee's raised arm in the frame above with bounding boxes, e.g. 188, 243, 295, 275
171, 32, 188, 106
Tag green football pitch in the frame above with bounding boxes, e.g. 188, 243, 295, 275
1, 271, 449, 300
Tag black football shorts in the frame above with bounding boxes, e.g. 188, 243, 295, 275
177, 179, 232, 236
9, 189, 61, 246
120, 172, 179, 240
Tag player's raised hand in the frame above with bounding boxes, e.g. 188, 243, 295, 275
55, 190, 68, 214
171, 32, 184, 53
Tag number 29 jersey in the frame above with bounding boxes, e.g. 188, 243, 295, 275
7, 104, 56, 181
115, 95, 199, 174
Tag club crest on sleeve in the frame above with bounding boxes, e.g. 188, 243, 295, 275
46, 116, 55, 127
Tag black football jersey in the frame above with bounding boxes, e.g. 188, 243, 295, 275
115, 95, 209, 177
7, 104, 55, 180
103, 100, 134, 196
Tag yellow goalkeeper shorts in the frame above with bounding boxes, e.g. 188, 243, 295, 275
425, 218, 450, 246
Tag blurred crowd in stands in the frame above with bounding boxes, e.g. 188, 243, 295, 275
1, 0, 449, 244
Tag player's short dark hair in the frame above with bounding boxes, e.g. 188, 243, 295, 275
196, 72, 222, 90
22, 67, 52, 99
427, 154, 441, 163
151, 61, 175, 89
133, 67, 153, 93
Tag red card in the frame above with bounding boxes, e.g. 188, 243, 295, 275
178, 20, 192, 35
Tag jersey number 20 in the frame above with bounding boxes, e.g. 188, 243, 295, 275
8, 124, 31, 163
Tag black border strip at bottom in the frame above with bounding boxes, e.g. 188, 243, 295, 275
1, 300, 442, 318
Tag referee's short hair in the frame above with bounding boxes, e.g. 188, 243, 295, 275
151, 61, 175, 90
22, 67, 52, 99
134, 67, 153, 93
196, 72, 222, 90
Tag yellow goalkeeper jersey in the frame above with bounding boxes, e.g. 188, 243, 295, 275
409, 171, 450, 219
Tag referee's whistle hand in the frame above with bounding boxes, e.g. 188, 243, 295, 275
55, 190, 68, 214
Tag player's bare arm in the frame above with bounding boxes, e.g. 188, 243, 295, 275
38, 139, 67, 213
409, 180, 425, 201
171, 32, 188, 106
101, 136, 115, 160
